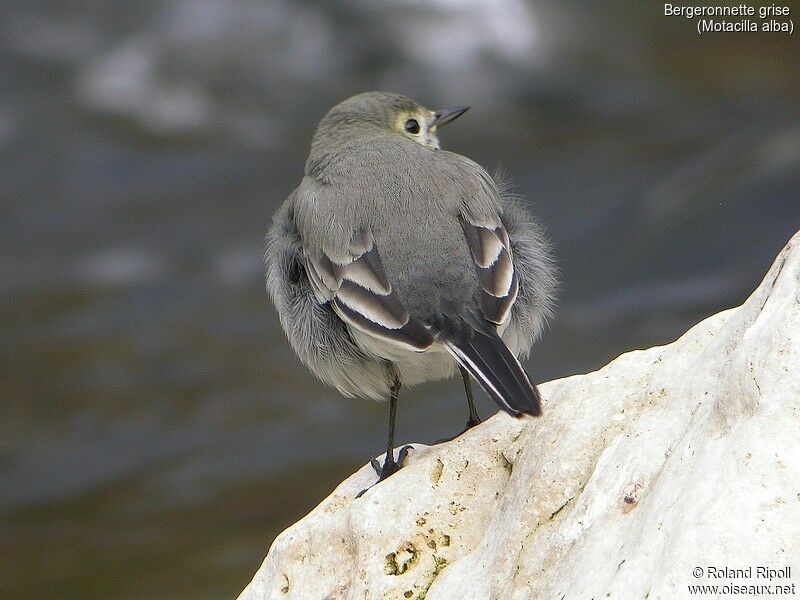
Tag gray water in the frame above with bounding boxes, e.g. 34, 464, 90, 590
2, 2, 799, 598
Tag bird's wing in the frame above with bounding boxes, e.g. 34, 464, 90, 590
305, 228, 434, 351
460, 215, 519, 326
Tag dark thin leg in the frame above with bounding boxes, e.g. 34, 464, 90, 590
385, 379, 400, 458
461, 365, 481, 429
356, 376, 412, 498
434, 366, 483, 444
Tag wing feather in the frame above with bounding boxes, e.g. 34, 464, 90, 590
306, 229, 433, 351
334, 245, 391, 294
461, 216, 519, 325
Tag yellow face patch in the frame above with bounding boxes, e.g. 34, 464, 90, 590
427, 110, 437, 133
395, 109, 440, 150
396, 110, 425, 135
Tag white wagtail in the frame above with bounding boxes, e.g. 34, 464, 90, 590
265, 92, 556, 493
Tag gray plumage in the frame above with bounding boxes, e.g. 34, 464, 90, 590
265, 91, 556, 419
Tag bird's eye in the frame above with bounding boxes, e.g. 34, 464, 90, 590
404, 118, 420, 134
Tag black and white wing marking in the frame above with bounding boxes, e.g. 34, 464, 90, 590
305, 229, 434, 351
460, 216, 519, 326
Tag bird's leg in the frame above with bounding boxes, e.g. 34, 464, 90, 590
369, 378, 407, 479
461, 365, 482, 430
357, 375, 412, 498
434, 366, 482, 444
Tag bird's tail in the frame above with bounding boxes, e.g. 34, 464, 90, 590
440, 318, 541, 417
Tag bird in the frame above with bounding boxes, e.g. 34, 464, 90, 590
265, 91, 556, 494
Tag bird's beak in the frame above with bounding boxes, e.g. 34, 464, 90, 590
432, 106, 470, 128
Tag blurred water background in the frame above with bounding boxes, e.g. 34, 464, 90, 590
1, 1, 799, 598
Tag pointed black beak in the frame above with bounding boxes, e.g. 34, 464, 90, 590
432, 106, 470, 128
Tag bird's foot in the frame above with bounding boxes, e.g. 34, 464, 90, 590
356, 444, 413, 498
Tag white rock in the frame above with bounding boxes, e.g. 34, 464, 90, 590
240, 231, 800, 600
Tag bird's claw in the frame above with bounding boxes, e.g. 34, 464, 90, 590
357, 444, 414, 498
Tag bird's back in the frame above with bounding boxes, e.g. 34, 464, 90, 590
296, 136, 502, 323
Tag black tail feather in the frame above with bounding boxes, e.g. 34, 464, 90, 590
445, 326, 541, 417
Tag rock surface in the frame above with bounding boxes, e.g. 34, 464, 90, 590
239, 231, 800, 600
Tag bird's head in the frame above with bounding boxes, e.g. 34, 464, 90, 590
309, 92, 469, 158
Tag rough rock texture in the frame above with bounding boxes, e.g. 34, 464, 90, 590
240, 232, 800, 600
